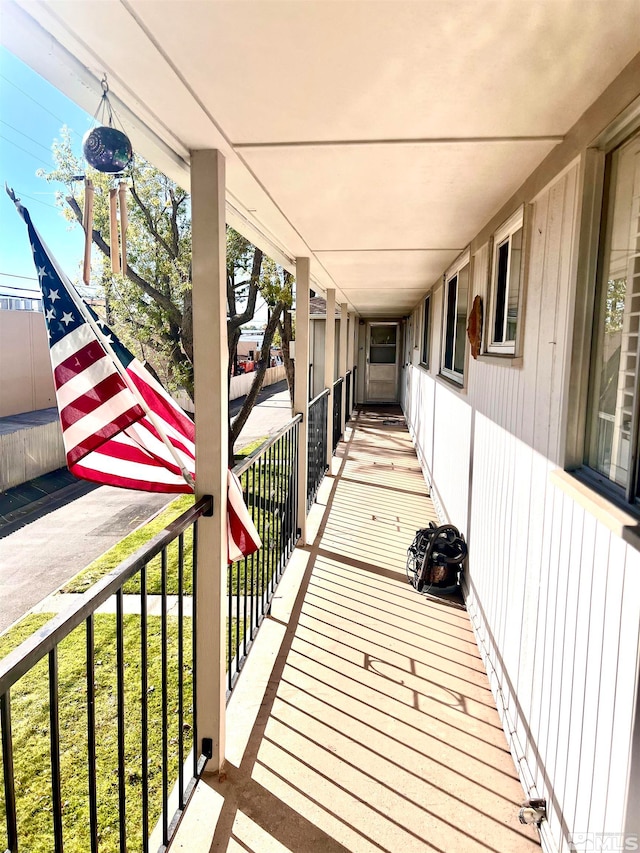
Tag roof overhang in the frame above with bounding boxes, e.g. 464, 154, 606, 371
4, 0, 640, 316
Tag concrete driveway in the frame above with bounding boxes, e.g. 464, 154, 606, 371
0, 485, 172, 635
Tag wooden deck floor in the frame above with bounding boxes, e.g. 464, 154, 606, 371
171, 408, 540, 853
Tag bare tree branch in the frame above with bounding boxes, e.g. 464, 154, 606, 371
129, 183, 177, 260
229, 299, 286, 462
228, 247, 263, 332
168, 187, 181, 257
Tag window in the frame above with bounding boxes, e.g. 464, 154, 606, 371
585, 127, 640, 504
441, 251, 470, 383
488, 207, 525, 354
421, 293, 431, 367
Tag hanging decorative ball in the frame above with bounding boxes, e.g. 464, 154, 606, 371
82, 126, 133, 173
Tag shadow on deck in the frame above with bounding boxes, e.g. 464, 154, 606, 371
170, 408, 540, 852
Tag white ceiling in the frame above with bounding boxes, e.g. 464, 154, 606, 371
4, 0, 640, 316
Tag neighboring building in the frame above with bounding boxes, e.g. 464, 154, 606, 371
0, 294, 65, 489
0, 291, 54, 418
0, 284, 43, 313
235, 328, 282, 374
309, 296, 347, 399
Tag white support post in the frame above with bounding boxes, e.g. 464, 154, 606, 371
347, 314, 358, 370
348, 311, 356, 415
324, 289, 336, 467
339, 303, 348, 434
191, 149, 228, 774
347, 313, 358, 416
294, 258, 310, 544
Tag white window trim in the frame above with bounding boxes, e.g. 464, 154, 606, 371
487, 205, 525, 355
440, 248, 470, 385
421, 293, 431, 368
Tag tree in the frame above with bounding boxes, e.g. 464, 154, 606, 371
39, 127, 294, 463
276, 271, 295, 409
256, 258, 296, 409
39, 127, 195, 395
227, 258, 297, 456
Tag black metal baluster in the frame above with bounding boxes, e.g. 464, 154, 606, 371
276, 435, 283, 582
251, 462, 257, 639
287, 425, 293, 555
235, 481, 241, 674
1, 691, 18, 853
267, 444, 274, 602
116, 589, 126, 853
48, 648, 64, 852
323, 394, 328, 472
178, 534, 185, 810
293, 421, 300, 550
86, 615, 98, 853
141, 564, 149, 853
242, 473, 248, 659
228, 543, 233, 691
161, 548, 169, 846
192, 520, 198, 780
260, 451, 267, 622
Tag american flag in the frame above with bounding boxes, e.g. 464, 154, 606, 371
19, 202, 196, 492
12, 197, 261, 560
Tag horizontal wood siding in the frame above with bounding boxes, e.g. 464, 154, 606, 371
404, 161, 640, 853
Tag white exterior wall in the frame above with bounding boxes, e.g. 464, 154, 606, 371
404, 160, 640, 852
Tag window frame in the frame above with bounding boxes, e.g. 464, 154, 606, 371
421, 293, 431, 368
486, 206, 526, 356
440, 249, 470, 385
581, 124, 640, 508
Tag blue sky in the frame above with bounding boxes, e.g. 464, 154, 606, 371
0, 45, 95, 293
0, 45, 270, 321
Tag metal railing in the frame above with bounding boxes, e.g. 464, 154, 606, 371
345, 370, 352, 423
306, 389, 329, 510
229, 416, 301, 693
332, 377, 344, 453
352, 364, 357, 413
0, 496, 213, 853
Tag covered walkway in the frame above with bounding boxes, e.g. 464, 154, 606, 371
171, 409, 540, 853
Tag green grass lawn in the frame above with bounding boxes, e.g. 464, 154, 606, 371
0, 436, 286, 851
0, 612, 192, 853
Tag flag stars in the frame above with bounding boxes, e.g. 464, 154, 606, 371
45, 308, 56, 322
61, 312, 75, 326
49, 289, 60, 303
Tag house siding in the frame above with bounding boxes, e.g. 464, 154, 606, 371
404, 145, 640, 851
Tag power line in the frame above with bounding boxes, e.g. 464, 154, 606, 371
11, 188, 59, 211
0, 272, 38, 282
0, 134, 52, 169
0, 73, 81, 136
0, 119, 53, 154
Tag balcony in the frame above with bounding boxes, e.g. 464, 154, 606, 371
167, 408, 540, 851
0, 406, 539, 852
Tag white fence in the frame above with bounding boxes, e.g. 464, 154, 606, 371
0, 413, 66, 491
173, 364, 286, 413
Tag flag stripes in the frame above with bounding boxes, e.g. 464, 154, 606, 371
13, 196, 261, 558
227, 470, 262, 564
